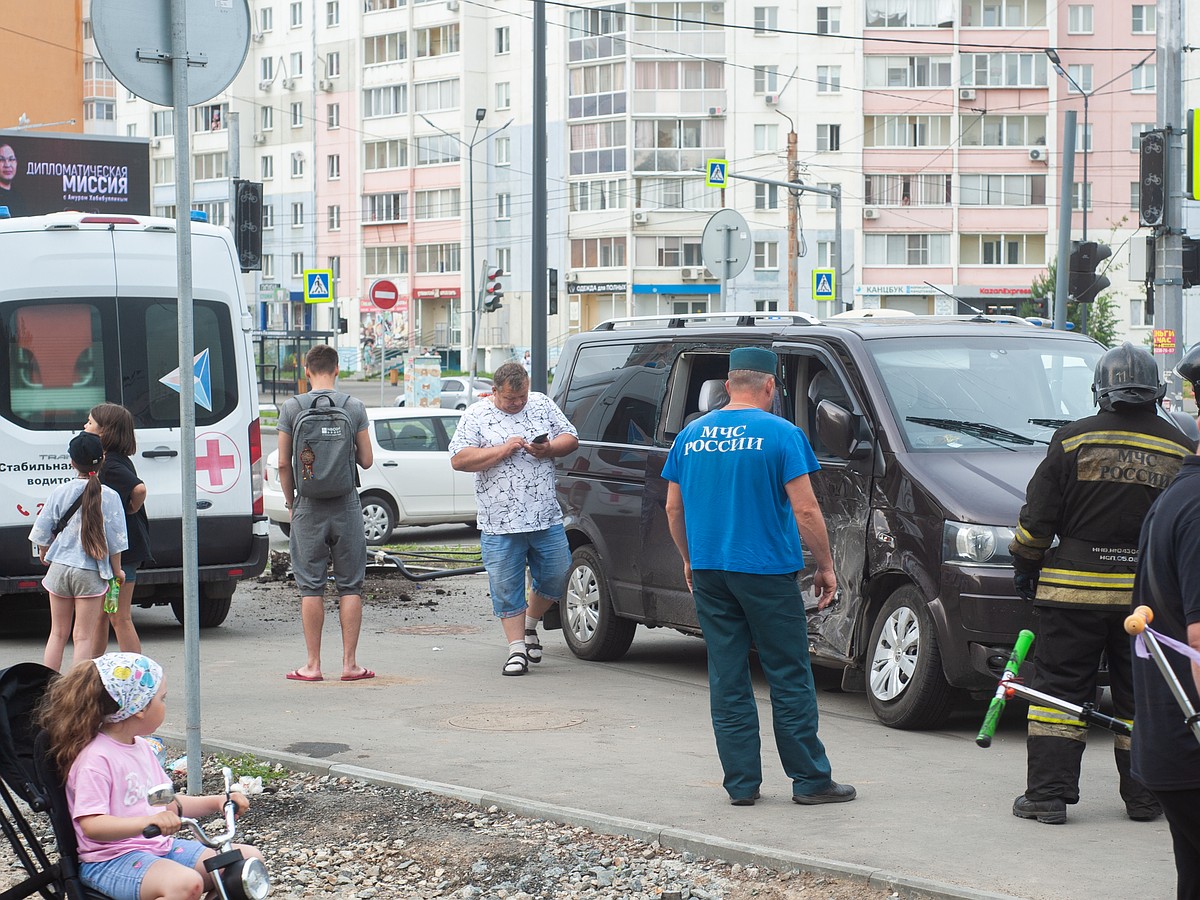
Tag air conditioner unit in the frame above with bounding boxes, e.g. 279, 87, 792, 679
564, 272, 578, 285
291, 150, 305, 161
708, 106, 725, 117
681, 266, 702, 280
318, 78, 333, 92
282, 77, 296, 90
253, 132, 267, 144
1028, 147, 1046, 162
446, 0, 460, 9
150, 138, 161, 149
258, 80, 272, 91
764, 94, 778, 106
863, 207, 880, 220
251, 32, 264, 43
632, 210, 649, 224
959, 88, 976, 101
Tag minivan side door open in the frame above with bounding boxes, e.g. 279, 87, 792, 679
777, 346, 875, 663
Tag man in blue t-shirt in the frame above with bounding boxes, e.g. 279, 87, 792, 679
663, 346, 856, 808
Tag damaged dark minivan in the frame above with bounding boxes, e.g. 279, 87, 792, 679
546, 313, 1112, 729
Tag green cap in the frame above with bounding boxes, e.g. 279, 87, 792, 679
729, 346, 777, 376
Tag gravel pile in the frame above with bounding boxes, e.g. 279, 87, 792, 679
245, 767, 905, 900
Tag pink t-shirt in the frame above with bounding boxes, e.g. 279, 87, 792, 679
67, 733, 172, 862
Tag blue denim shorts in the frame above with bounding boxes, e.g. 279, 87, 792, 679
80, 839, 207, 900
479, 525, 571, 618
123, 562, 139, 583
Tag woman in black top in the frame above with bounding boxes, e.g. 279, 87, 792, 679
85, 403, 153, 652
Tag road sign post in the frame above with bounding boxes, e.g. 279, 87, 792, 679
701, 209, 750, 313
813, 269, 836, 304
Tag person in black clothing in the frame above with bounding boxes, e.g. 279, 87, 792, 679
1130, 345, 1200, 899
1009, 343, 1195, 825
86, 403, 153, 653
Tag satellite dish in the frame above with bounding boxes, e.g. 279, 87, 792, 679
92, 0, 250, 107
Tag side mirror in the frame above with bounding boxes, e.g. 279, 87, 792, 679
815, 399, 871, 461
147, 782, 177, 807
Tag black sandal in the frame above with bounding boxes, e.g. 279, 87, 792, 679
524, 629, 543, 664
502, 651, 529, 676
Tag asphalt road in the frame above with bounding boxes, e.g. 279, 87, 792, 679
0, 559, 1175, 900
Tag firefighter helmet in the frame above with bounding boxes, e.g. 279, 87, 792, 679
1176, 343, 1200, 397
1092, 342, 1165, 412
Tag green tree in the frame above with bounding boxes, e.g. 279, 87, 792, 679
1029, 258, 1119, 347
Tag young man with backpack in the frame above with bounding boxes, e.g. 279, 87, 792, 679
276, 344, 375, 682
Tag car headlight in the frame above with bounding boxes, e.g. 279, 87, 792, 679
942, 521, 1016, 566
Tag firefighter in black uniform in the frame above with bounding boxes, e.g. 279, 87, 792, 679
1010, 343, 1195, 825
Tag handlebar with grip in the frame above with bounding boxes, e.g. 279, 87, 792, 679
1125, 604, 1153, 635
142, 824, 161, 838
976, 629, 1035, 748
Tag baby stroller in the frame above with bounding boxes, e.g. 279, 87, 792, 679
0, 661, 103, 900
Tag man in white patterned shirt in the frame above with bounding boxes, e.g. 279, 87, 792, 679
449, 362, 579, 676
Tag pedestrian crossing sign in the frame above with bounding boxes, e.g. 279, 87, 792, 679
812, 269, 836, 300
304, 269, 334, 303
705, 158, 728, 189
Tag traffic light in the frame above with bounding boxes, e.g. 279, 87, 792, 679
233, 179, 263, 272
483, 265, 504, 312
548, 267, 559, 316
1184, 237, 1200, 290
337, 316, 348, 334
1068, 241, 1111, 304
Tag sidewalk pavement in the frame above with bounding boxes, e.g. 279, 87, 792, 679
142, 580, 1174, 900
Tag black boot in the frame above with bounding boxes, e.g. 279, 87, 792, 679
1115, 746, 1162, 821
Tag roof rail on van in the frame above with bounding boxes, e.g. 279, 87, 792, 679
594, 312, 819, 331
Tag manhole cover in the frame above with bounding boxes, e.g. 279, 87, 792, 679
390, 624, 481, 635
447, 710, 585, 732
284, 741, 350, 758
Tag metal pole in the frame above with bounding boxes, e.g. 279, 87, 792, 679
832, 185, 843, 313
467, 139, 477, 402
722, 224, 734, 312
1082, 93, 1089, 242
531, 0, 548, 392
1054, 111, 1077, 331
170, 0, 202, 796
1159, 0, 1185, 406
786, 129, 797, 312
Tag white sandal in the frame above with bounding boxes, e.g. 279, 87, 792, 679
502, 651, 529, 676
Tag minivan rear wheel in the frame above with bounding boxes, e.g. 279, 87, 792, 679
865, 586, 955, 729
562, 545, 636, 661
170, 581, 234, 628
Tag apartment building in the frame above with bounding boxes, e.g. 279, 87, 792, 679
69, 0, 1168, 365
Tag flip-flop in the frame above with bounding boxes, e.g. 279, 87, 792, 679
340, 669, 375, 682
285, 670, 322, 682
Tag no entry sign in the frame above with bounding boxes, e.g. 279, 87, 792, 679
369, 279, 400, 310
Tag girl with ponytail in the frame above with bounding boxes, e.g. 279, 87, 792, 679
29, 432, 128, 670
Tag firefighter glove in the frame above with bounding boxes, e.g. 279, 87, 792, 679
1014, 571, 1038, 602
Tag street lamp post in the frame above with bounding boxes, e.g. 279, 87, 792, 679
419, 110, 512, 404
1045, 49, 1089, 242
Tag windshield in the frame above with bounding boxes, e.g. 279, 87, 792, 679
867, 335, 1104, 451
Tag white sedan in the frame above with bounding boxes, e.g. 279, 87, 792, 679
264, 407, 478, 544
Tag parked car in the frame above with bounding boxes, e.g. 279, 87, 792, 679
547, 312, 1138, 730
264, 408, 477, 544
394, 377, 493, 409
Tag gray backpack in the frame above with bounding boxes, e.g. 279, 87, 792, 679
290, 392, 358, 500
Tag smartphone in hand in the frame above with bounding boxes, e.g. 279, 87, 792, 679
531, 433, 549, 444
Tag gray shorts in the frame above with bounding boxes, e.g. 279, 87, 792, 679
288, 493, 367, 596
43, 562, 107, 599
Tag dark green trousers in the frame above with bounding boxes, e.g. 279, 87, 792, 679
692, 569, 833, 799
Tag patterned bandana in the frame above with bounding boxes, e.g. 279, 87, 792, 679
92, 653, 163, 723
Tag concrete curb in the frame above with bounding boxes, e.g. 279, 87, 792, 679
159, 731, 1021, 900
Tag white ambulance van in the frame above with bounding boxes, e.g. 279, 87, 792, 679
0, 211, 268, 626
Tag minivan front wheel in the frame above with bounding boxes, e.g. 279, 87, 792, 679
562, 545, 636, 661
865, 586, 955, 729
